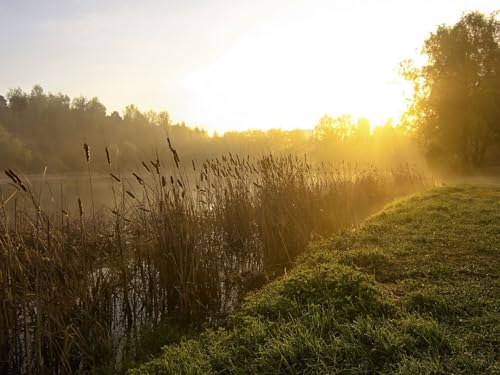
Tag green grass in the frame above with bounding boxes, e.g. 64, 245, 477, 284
129, 185, 500, 374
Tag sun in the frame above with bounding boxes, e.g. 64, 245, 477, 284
179, 7, 412, 134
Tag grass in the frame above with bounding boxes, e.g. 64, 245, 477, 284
130, 184, 500, 374
0, 145, 426, 373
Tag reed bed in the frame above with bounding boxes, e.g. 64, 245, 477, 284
0, 141, 428, 373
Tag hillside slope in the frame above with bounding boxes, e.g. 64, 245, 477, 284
130, 185, 500, 374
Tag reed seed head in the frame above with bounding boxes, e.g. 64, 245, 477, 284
105, 147, 111, 165
83, 143, 90, 163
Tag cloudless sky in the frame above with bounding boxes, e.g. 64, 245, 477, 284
0, 0, 497, 132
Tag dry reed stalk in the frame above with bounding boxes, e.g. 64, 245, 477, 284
0, 145, 428, 373
83, 143, 96, 235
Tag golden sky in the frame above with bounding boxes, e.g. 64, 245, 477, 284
0, 0, 497, 133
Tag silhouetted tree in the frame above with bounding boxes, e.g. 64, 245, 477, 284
0, 96, 6, 110
7, 88, 29, 112
313, 114, 355, 143
403, 11, 500, 169
109, 110, 122, 122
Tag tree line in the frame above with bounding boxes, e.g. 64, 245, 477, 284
0, 87, 209, 172
0, 11, 498, 174
0, 85, 418, 173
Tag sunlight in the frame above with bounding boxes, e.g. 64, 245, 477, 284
2, 2, 499, 372
180, 5, 414, 134
177, 1, 496, 134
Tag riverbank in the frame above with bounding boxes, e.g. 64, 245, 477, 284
130, 184, 500, 374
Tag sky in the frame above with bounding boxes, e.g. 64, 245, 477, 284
0, 0, 497, 133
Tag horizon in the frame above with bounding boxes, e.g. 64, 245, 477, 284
0, 1, 497, 133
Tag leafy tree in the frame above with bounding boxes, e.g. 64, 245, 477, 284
86, 97, 106, 117
71, 96, 88, 112
0, 96, 6, 110
403, 11, 500, 169
109, 110, 122, 122
313, 114, 355, 143
7, 88, 29, 112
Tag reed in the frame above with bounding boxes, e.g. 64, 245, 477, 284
0, 141, 429, 373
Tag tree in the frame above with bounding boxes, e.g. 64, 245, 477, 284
71, 96, 88, 112
313, 114, 355, 143
123, 104, 147, 126
403, 11, 500, 169
7, 88, 28, 112
86, 97, 106, 117
109, 110, 122, 122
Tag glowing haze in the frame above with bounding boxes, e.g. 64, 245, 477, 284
0, 0, 496, 133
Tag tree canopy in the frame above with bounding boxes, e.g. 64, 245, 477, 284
403, 11, 500, 170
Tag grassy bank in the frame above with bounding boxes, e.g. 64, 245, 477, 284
130, 184, 500, 374
0, 150, 426, 373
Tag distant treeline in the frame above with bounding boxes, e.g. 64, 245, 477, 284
0, 86, 205, 172
0, 86, 422, 173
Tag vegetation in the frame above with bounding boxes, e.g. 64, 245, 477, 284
0, 9, 498, 375
402, 11, 500, 171
131, 184, 500, 374
0, 86, 423, 174
1, 13, 498, 176
0, 143, 425, 373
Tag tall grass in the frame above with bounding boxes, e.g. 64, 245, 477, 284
0, 141, 428, 373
